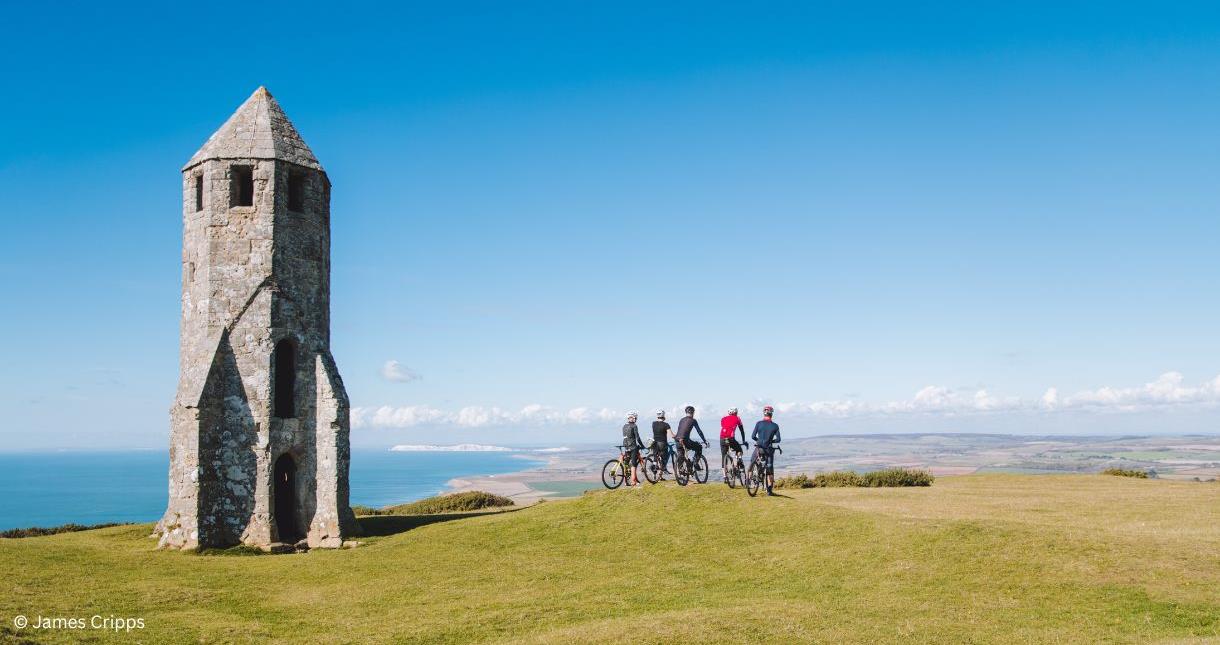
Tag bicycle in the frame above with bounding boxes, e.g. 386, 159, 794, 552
672, 442, 710, 486
722, 441, 749, 489
745, 445, 782, 497
602, 445, 645, 489
640, 441, 672, 484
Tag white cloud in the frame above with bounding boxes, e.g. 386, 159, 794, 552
353, 405, 447, 429
381, 360, 420, 383
351, 403, 620, 429
1059, 371, 1220, 411
351, 372, 1220, 430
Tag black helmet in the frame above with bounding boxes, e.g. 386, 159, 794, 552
684, 405, 695, 415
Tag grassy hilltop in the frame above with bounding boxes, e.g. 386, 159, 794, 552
2, 475, 1219, 643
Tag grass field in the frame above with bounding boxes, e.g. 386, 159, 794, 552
2, 474, 1219, 643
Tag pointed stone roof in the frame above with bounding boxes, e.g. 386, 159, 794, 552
183, 87, 322, 171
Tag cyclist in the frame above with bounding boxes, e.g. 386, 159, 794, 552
719, 407, 748, 482
674, 405, 709, 472
621, 412, 644, 486
751, 405, 782, 495
650, 409, 672, 480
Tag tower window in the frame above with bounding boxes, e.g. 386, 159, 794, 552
194, 174, 204, 211
231, 165, 254, 207
287, 171, 306, 212
272, 338, 296, 419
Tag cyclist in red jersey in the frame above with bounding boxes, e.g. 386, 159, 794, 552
719, 407, 748, 482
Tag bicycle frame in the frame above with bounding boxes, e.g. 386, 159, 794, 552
746, 445, 781, 496
603, 445, 647, 489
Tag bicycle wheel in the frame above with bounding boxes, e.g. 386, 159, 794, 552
643, 457, 659, 484
694, 454, 709, 484
602, 459, 625, 489
736, 461, 748, 489
674, 459, 689, 486
745, 461, 761, 497
726, 461, 738, 489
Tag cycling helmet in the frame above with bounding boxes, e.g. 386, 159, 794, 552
626, 411, 638, 421
684, 405, 695, 415
727, 407, 738, 415
656, 409, 666, 419
763, 405, 774, 416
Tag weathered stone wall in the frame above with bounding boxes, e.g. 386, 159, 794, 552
158, 88, 353, 550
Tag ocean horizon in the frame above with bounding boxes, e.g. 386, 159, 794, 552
0, 449, 547, 531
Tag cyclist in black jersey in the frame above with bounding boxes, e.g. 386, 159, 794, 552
650, 410, 672, 480
674, 405, 709, 466
751, 406, 782, 495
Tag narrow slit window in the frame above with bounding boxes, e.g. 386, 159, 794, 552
231, 165, 254, 207
287, 171, 305, 212
273, 339, 296, 419
194, 174, 204, 211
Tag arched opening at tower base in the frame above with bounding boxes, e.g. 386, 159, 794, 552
273, 453, 300, 543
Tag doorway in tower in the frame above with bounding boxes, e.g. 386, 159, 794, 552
273, 453, 300, 543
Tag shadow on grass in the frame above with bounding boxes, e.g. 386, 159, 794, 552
356, 508, 522, 538
1, 625, 38, 645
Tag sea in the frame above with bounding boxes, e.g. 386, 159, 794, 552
0, 448, 546, 531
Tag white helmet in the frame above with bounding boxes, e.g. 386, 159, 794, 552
656, 409, 666, 419
626, 411, 638, 421
728, 407, 738, 415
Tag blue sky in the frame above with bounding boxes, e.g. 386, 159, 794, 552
2, 2, 1219, 450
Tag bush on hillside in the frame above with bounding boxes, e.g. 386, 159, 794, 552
817, 471, 866, 487
773, 474, 818, 489
774, 468, 933, 489
1101, 468, 1149, 479
862, 467, 935, 487
1, 523, 126, 539
355, 491, 515, 516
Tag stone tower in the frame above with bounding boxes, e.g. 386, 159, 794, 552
156, 87, 356, 550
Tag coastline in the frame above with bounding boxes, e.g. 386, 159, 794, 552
445, 450, 603, 503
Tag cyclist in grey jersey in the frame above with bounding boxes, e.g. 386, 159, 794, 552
621, 412, 644, 486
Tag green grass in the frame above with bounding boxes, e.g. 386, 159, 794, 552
353, 491, 514, 516
528, 480, 603, 497
2, 475, 1219, 643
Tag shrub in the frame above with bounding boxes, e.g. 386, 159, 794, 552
862, 468, 934, 487
1101, 468, 1149, 479
813, 471, 866, 487
0, 523, 126, 539
773, 474, 815, 489
358, 491, 516, 516
774, 468, 933, 489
